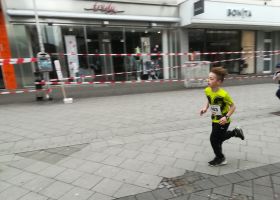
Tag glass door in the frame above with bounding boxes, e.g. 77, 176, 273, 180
86, 28, 122, 81
100, 32, 114, 81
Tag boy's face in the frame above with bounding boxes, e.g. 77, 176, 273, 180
207, 72, 222, 88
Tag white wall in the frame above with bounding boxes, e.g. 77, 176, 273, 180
90, 0, 178, 5
5, 0, 178, 18
180, 0, 280, 28
206, 0, 280, 6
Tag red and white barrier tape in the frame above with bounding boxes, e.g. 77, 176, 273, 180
0, 75, 274, 95
35, 51, 280, 84
0, 88, 47, 95
50, 50, 280, 57
35, 75, 274, 86
0, 58, 37, 65
1, 50, 280, 65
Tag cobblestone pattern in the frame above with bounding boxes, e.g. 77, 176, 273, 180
116, 163, 280, 200
0, 84, 279, 200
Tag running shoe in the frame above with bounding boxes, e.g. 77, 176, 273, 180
209, 157, 227, 166
234, 127, 245, 140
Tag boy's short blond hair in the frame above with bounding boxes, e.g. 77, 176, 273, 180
211, 67, 228, 82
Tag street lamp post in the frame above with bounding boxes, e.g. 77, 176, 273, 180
33, 0, 45, 53
32, 0, 53, 100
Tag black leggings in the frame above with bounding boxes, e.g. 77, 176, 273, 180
210, 123, 235, 159
276, 88, 280, 99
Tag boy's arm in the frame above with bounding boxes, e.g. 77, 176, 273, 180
200, 102, 209, 116
226, 103, 236, 118
219, 103, 236, 125
273, 72, 280, 80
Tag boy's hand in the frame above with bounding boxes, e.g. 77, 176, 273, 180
219, 116, 227, 125
200, 108, 207, 116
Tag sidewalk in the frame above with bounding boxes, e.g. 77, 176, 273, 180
0, 83, 279, 200
116, 163, 280, 200
0, 74, 274, 105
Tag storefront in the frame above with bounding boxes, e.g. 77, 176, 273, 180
179, 0, 280, 74
2, 0, 280, 89
0, 0, 180, 89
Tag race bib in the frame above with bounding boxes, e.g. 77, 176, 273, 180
210, 105, 222, 116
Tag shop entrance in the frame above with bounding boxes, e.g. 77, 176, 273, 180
109, 31, 125, 81
86, 30, 125, 81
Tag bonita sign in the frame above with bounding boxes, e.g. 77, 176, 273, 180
227, 9, 252, 18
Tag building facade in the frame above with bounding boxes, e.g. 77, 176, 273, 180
0, 0, 180, 89
0, 0, 280, 89
179, 0, 280, 75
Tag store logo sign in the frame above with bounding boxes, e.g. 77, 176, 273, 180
84, 2, 124, 14
194, 0, 204, 16
227, 9, 252, 18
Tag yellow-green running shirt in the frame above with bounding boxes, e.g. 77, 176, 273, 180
204, 87, 234, 123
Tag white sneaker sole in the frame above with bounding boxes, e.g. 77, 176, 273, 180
209, 160, 227, 167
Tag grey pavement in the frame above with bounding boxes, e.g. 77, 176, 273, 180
0, 83, 279, 200
0, 74, 274, 105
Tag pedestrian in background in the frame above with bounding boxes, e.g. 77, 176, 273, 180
273, 63, 280, 99
200, 67, 245, 166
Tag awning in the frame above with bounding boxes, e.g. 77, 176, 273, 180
7, 9, 181, 23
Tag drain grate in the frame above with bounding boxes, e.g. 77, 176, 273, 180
271, 111, 280, 116
16, 143, 89, 164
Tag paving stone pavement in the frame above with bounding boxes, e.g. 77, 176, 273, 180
0, 83, 279, 200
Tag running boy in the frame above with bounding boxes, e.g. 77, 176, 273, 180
200, 67, 244, 166
273, 63, 280, 99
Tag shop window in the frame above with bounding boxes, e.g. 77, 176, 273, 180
61, 26, 88, 78
189, 29, 241, 73
206, 30, 241, 73
263, 33, 272, 72
125, 29, 163, 80
25, 24, 165, 82
264, 32, 272, 39
188, 29, 205, 55
26, 24, 61, 80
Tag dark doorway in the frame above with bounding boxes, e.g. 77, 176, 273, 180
0, 68, 4, 89
111, 31, 125, 81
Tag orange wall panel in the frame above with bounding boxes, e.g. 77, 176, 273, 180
0, 7, 17, 89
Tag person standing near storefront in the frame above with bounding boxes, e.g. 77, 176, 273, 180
273, 63, 280, 99
90, 49, 102, 75
200, 67, 245, 166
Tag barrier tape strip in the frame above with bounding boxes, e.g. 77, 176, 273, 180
0, 89, 47, 95
35, 74, 274, 86
34, 51, 280, 84
50, 50, 279, 57
1, 50, 280, 65
0, 58, 37, 65
0, 74, 274, 95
